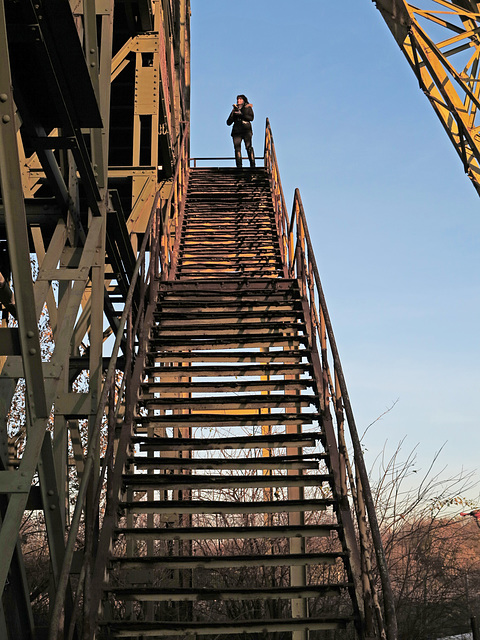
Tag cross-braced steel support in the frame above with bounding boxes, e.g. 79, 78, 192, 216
0, 0, 190, 636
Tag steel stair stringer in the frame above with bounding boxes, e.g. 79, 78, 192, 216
296, 285, 367, 638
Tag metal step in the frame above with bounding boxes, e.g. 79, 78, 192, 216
155, 304, 301, 314
176, 272, 281, 279
109, 551, 345, 570
149, 323, 307, 336
140, 379, 314, 394
181, 220, 276, 227
99, 616, 351, 637
104, 584, 350, 602
157, 276, 299, 290
121, 473, 332, 491
147, 335, 309, 350
133, 412, 320, 428
148, 350, 308, 363
132, 432, 323, 451
178, 253, 280, 261
139, 393, 318, 410
157, 293, 301, 305
119, 498, 334, 515
143, 362, 312, 377
153, 313, 303, 324
114, 524, 339, 541
175, 262, 280, 270
129, 454, 323, 471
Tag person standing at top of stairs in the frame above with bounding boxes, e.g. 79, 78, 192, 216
227, 94, 256, 168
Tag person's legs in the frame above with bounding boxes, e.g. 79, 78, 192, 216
244, 132, 255, 168
232, 135, 242, 168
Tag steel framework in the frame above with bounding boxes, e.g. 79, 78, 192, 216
0, 0, 190, 637
0, 1, 399, 639
375, 0, 480, 195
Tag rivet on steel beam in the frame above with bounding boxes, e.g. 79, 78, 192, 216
29, 348, 37, 355
0, 94, 7, 103
90, 49, 95, 54
90, 62, 96, 67
27, 330, 34, 338
50, 504, 56, 510
2, 115, 11, 124
47, 489, 54, 496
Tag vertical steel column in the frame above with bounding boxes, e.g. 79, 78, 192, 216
0, 3, 49, 622
0, 3, 47, 421
83, 1, 111, 633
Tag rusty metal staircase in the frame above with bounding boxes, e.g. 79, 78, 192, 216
176, 168, 283, 279
96, 161, 390, 639
0, 0, 397, 635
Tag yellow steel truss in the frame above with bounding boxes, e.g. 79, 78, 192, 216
375, 0, 480, 195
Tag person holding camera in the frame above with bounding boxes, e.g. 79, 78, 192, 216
226, 94, 255, 168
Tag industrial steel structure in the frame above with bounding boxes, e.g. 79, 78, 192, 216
375, 0, 480, 196
0, 1, 190, 637
8, 0, 476, 638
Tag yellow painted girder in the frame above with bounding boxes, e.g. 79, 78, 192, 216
375, 0, 480, 194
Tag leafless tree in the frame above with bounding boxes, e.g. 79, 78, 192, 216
370, 438, 480, 640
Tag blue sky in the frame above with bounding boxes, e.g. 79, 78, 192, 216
189, 1, 480, 493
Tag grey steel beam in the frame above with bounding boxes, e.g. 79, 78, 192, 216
0, 1, 47, 420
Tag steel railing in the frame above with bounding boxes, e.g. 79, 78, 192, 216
48, 124, 190, 640
161, 124, 191, 279
264, 117, 398, 640
189, 156, 264, 167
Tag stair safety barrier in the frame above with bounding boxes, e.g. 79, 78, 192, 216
264, 118, 398, 640
48, 124, 190, 640
160, 123, 190, 279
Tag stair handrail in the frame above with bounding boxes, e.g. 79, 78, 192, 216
48, 124, 191, 640
264, 118, 290, 275
160, 122, 190, 279
264, 119, 398, 640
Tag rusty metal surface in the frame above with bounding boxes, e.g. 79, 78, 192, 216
0, 0, 396, 637
0, 0, 190, 637
91, 161, 389, 640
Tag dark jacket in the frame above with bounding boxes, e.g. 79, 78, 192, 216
227, 104, 254, 137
